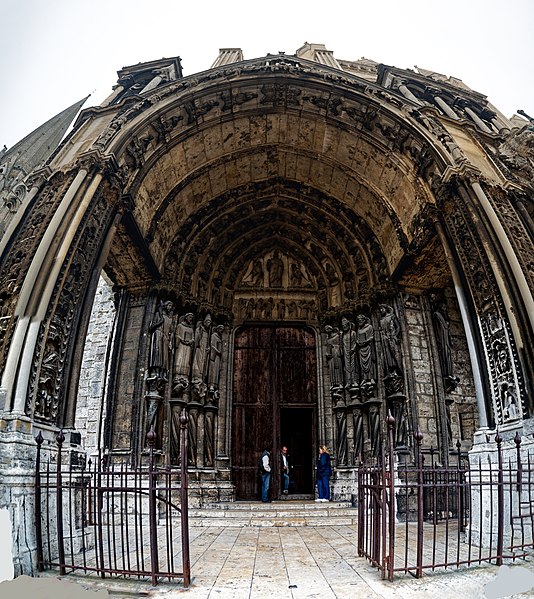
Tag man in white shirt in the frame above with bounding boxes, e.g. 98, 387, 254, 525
281, 446, 290, 495
260, 448, 271, 502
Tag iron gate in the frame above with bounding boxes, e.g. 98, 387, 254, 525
358, 414, 534, 580
34, 415, 190, 587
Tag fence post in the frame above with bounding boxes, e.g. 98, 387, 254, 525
386, 411, 395, 582
456, 440, 465, 532
55, 430, 66, 576
414, 430, 424, 578
180, 411, 191, 588
147, 427, 159, 586
496, 431, 504, 566
514, 432, 522, 494
357, 456, 364, 557
34, 432, 44, 572
96, 454, 105, 578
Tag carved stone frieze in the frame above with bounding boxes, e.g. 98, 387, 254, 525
483, 183, 534, 294
495, 127, 534, 190
219, 89, 258, 112
28, 184, 119, 422
302, 93, 342, 116
0, 170, 75, 375
441, 181, 526, 423
260, 83, 301, 107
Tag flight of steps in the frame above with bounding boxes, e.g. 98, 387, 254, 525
187, 499, 358, 527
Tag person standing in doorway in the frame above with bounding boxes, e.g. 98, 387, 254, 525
259, 448, 272, 503
281, 446, 290, 495
316, 445, 332, 502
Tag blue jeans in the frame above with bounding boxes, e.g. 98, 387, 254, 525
282, 471, 290, 492
261, 472, 271, 501
317, 476, 330, 500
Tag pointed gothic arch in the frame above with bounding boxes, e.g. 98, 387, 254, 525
0, 53, 533, 573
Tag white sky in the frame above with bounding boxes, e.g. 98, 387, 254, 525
1, 0, 533, 149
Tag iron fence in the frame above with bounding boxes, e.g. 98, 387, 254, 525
34, 415, 190, 587
358, 414, 534, 580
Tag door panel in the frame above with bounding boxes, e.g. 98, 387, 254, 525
232, 326, 317, 500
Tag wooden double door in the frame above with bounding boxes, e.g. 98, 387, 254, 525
232, 326, 317, 500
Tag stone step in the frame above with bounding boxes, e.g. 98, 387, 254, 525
184, 500, 358, 527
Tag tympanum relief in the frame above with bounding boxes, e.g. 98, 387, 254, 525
235, 250, 321, 322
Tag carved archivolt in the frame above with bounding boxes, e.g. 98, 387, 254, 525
29, 185, 119, 423
0, 171, 73, 375
442, 182, 525, 424
159, 179, 387, 321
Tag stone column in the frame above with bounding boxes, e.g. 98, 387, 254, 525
394, 79, 421, 104
434, 219, 488, 428
470, 180, 534, 333
434, 95, 459, 120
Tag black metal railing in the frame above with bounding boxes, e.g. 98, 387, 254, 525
358, 414, 534, 580
34, 414, 190, 587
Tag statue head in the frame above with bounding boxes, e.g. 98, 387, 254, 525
356, 313, 370, 327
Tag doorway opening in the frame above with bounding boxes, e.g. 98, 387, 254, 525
280, 408, 315, 497
232, 326, 317, 500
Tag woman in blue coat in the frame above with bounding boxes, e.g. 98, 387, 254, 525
316, 445, 332, 502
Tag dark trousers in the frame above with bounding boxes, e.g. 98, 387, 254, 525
317, 476, 330, 500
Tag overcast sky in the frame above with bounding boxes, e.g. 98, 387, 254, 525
1, 0, 533, 149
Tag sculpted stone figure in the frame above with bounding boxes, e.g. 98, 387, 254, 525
431, 297, 458, 392
341, 317, 357, 388
267, 250, 284, 287
378, 304, 402, 376
249, 258, 264, 287
208, 324, 225, 388
290, 262, 311, 288
148, 300, 174, 378
356, 314, 376, 394
174, 312, 195, 377
378, 304, 404, 396
192, 313, 212, 380
324, 325, 343, 388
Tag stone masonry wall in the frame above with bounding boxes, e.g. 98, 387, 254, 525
75, 276, 115, 455
404, 290, 478, 453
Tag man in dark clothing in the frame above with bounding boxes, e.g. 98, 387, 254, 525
316, 445, 332, 502
281, 446, 290, 495
259, 448, 272, 502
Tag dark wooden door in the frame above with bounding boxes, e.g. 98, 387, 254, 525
232, 326, 317, 500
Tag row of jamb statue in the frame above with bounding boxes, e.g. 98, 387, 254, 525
147, 300, 225, 394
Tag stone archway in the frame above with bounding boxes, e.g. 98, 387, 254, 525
0, 50, 533, 574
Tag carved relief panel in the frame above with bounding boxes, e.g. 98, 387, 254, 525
234, 250, 318, 322
442, 181, 526, 425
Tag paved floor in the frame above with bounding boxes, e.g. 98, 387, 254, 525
54, 521, 534, 599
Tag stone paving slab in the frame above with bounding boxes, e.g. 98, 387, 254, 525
37, 508, 534, 598
48, 524, 534, 598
